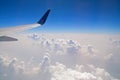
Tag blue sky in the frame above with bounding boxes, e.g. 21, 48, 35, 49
0, 0, 120, 34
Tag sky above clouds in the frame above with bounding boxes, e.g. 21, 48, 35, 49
0, 0, 120, 33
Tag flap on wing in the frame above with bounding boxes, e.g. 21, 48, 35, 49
0, 36, 18, 41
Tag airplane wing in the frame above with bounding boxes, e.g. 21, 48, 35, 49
0, 9, 50, 41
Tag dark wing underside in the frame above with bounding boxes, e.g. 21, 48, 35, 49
0, 36, 18, 41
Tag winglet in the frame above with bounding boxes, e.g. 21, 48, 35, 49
37, 9, 51, 25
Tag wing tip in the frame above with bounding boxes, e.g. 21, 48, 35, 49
37, 9, 51, 25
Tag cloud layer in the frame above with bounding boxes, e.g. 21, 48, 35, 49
0, 33, 120, 80
0, 54, 118, 80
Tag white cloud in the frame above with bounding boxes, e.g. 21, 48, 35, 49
0, 53, 119, 80
50, 63, 118, 80
0, 33, 120, 80
40, 54, 50, 73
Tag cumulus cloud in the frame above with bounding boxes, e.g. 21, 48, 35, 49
28, 34, 101, 66
0, 33, 120, 80
0, 54, 118, 80
27, 33, 120, 79
110, 38, 120, 47
40, 54, 50, 72
28, 34, 82, 56
50, 63, 118, 80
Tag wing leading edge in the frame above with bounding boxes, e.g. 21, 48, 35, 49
0, 9, 51, 41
